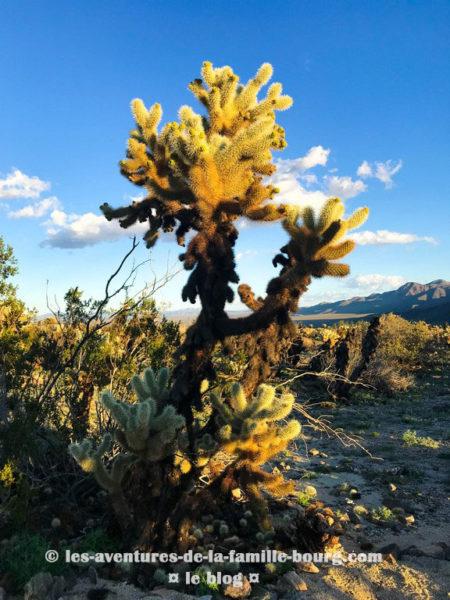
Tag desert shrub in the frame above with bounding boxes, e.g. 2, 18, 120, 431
361, 356, 415, 396
357, 314, 440, 395
0, 532, 66, 590
375, 313, 436, 367
402, 429, 440, 449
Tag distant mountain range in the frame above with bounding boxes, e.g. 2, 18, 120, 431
296, 279, 449, 325
165, 280, 449, 325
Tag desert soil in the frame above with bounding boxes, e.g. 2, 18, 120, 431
280, 379, 450, 599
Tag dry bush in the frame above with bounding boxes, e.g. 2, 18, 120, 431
360, 313, 440, 395
361, 357, 415, 396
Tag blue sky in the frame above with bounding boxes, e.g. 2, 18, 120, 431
1, 0, 449, 312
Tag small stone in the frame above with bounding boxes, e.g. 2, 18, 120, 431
51, 517, 61, 529
354, 505, 369, 517
402, 545, 425, 557
298, 561, 319, 574
388, 483, 397, 492
304, 485, 317, 498
224, 576, 251, 598
24, 572, 53, 600
384, 553, 397, 565
309, 449, 320, 456
349, 510, 362, 525
349, 488, 361, 499
404, 514, 415, 525
377, 543, 402, 559
87, 565, 98, 584
224, 536, 241, 546
280, 571, 308, 591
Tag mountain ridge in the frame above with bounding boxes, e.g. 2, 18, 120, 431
297, 279, 449, 322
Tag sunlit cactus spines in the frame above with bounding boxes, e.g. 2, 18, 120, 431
100, 61, 293, 250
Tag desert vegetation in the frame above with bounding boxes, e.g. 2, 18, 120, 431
1, 62, 449, 599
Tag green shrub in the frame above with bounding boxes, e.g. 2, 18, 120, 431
402, 429, 440, 449
0, 532, 66, 590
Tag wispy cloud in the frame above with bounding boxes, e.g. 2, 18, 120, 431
0, 169, 50, 199
349, 230, 436, 245
42, 209, 147, 248
357, 159, 403, 188
8, 196, 60, 219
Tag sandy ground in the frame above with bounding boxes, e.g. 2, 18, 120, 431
281, 382, 450, 599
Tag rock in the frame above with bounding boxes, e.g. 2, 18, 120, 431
87, 566, 98, 585
24, 572, 65, 600
51, 517, 61, 529
231, 488, 242, 500
402, 545, 426, 557
388, 483, 397, 492
403, 514, 415, 525
308, 449, 320, 456
279, 571, 307, 592
377, 543, 402, 559
149, 589, 198, 600
298, 561, 319, 574
359, 538, 374, 551
349, 510, 362, 525
224, 536, 241, 546
224, 576, 251, 598
348, 487, 361, 499
384, 553, 397, 565
303, 485, 317, 498
353, 505, 368, 515
251, 586, 276, 600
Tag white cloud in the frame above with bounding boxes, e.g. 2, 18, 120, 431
8, 196, 60, 219
270, 146, 367, 211
275, 145, 330, 175
349, 229, 437, 245
325, 175, 367, 199
236, 249, 259, 261
0, 169, 50, 199
270, 168, 329, 211
346, 274, 407, 293
356, 160, 372, 178
357, 159, 402, 188
299, 173, 318, 185
42, 209, 148, 248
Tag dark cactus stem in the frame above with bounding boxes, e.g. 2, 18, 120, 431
170, 223, 239, 437
350, 315, 381, 381
333, 328, 356, 400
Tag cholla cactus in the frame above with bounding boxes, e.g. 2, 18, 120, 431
101, 61, 292, 248
69, 368, 185, 493
274, 198, 369, 281
212, 383, 301, 529
101, 367, 185, 461
212, 383, 300, 464
69, 434, 135, 494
